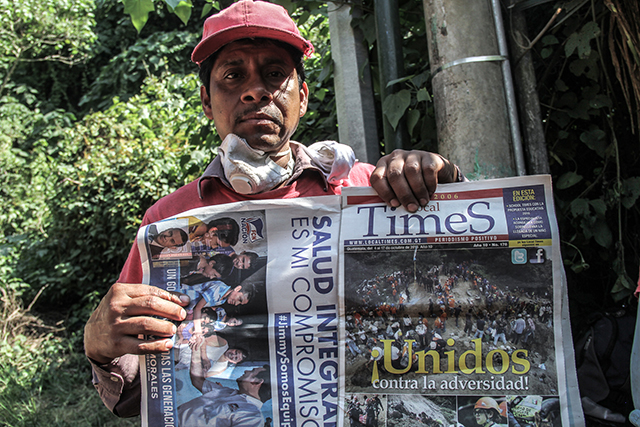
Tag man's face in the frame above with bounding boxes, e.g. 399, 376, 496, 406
225, 348, 245, 363
217, 239, 232, 248
227, 286, 249, 306
237, 366, 265, 384
190, 223, 207, 241
203, 261, 221, 279
201, 40, 309, 155
227, 317, 243, 326
156, 229, 185, 248
474, 409, 490, 426
233, 253, 251, 269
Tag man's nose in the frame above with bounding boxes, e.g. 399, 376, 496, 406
241, 74, 273, 104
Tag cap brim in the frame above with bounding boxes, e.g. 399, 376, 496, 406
191, 26, 313, 65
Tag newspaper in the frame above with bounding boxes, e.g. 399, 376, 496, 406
138, 196, 343, 427
339, 175, 582, 427
137, 175, 582, 426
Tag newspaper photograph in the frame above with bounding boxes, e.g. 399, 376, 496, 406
137, 196, 343, 427
339, 176, 574, 427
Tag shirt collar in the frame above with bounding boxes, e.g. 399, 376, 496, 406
197, 141, 329, 200
243, 393, 264, 409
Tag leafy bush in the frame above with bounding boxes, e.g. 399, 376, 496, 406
0, 0, 96, 114
0, 284, 139, 426
289, 3, 340, 144
10, 74, 214, 308
528, 1, 640, 305
79, 30, 199, 111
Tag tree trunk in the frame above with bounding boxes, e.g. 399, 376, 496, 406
508, 8, 550, 175
422, 0, 516, 179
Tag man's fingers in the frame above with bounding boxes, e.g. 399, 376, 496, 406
117, 335, 175, 356
401, 151, 433, 207
124, 294, 187, 321
419, 153, 445, 197
386, 162, 420, 213
110, 283, 188, 321
372, 150, 421, 212
371, 150, 416, 209
371, 150, 450, 213
370, 161, 396, 206
116, 315, 178, 338
116, 283, 189, 307
84, 283, 188, 364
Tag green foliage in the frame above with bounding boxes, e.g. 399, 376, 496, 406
79, 29, 199, 110
124, 0, 156, 32
0, 0, 96, 98
533, 2, 640, 302
352, 0, 437, 152
5, 74, 213, 308
123, 0, 218, 32
290, 3, 339, 143
0, 100, 48, 240
383, 89, 411, 130
0, 285, 139, 426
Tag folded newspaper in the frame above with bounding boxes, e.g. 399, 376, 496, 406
138, 175, 583, 427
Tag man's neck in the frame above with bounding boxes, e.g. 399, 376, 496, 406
238, 383, 261, 401
269, 145, 292, 168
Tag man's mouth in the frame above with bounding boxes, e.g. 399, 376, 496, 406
237, 109, 283, 127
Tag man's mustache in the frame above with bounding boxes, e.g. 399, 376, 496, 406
235, 106, 283, 127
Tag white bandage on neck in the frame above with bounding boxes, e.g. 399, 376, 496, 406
306, 140, 356, 184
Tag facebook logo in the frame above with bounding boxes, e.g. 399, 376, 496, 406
529, 248, 546, 264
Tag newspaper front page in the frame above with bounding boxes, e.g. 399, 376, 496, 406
138, 196, 343, 427
137, 175, 582, 426
339, 175, 581, 427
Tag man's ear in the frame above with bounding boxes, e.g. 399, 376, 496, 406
299, 81, 309, 118
201, 86, 214, 120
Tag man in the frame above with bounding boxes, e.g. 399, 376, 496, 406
178, 337, 270, 426
84, 0, 463, 417
187, 280, 254, 318
147, 225, 188, 258
473, 397, 503, 427
512, 313, 526, 345
415, 318, 428, 349
523, 314, 536, 344
493, 316, 508, 347
474, 315, 486, 339
454, 304, 462, 327
231, 251, 258, 270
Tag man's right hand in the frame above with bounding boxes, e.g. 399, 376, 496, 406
84, 283, 190, 365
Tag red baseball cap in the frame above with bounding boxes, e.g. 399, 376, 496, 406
192, 0, 314, 65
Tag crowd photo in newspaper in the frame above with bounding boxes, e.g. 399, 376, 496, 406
343, 249, 557, 427
339, 178, 568, 427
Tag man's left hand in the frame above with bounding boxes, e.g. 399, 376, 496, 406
370, 150, 458, 213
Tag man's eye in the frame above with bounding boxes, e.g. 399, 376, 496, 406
224, 72, 241, 79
